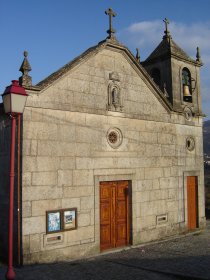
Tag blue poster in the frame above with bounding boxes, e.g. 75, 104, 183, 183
48, 212, 61, 232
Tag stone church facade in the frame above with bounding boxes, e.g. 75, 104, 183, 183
0, 11, 205, 264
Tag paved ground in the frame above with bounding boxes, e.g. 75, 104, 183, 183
1, 222, 210, 280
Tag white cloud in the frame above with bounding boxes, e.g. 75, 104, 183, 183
118, 20, 162, 55
119, 20, 210, 61
170, 22, 210, 56
128, 20, 161, 34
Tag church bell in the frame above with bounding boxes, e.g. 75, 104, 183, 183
183, 85, 191, 97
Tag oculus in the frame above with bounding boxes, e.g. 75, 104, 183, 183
107, 127, 123, 148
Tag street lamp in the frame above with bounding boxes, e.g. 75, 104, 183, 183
2, 80, 28, 280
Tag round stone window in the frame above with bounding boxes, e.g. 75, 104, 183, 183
186, 136, 195, 151
108, 131, 118, 144
107, 128, 123, 148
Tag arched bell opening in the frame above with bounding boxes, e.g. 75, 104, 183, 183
182, 68, 192, 103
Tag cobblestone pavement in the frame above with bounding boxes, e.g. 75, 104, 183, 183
1, 222, 210, 280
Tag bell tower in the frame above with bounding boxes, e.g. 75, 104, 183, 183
142, 18, 203, 118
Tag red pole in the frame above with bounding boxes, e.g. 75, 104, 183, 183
17, 114, 21, 265
6, 116, 16, 280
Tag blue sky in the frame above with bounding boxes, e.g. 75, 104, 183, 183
1, 0, 210, 119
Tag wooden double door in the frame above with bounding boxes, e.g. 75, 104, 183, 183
100, 180, 130, 251
187, 176, 198, 230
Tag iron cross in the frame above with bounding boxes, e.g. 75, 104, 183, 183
163, 18, 170, 35
105, 8, 116, 38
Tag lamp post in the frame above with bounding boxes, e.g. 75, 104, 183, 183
2, 80, 28, 280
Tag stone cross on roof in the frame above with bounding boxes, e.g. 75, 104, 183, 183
105, 8, 116, 39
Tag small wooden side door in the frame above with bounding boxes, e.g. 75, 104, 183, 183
100, 181, 129, 251
187, 176, 198, 230
115, 181, 129, 247
100, 181, 115, 251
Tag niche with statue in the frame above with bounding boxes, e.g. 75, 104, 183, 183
107, 71, 123, 112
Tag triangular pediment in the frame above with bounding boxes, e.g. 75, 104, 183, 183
34, 38, 172, 113
23, 37, 177, 122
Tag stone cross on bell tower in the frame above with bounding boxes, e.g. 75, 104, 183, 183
105, 8, 116, 39
163, 18, 171, 41
163, 18, 169, 34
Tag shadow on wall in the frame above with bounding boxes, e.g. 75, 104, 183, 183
205, 208, 210, 220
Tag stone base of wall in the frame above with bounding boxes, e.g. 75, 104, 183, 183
199, 216, 206, 229
23, 241, 99, 265
23, 220, 206, 264
133, 223, 184, 245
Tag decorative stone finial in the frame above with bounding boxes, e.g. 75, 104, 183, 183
163, 18, 171, 41
19, 50, 32, 87
196, 47, 201, 62
136, 48, 140, 63
105, 8, 116, 39
23, 50, 28, 58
